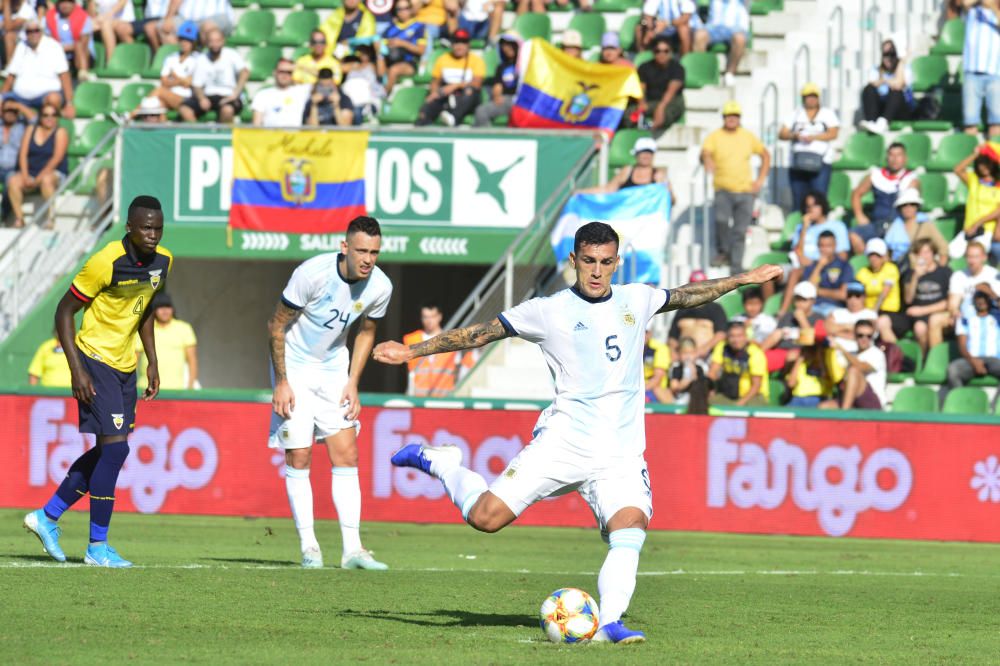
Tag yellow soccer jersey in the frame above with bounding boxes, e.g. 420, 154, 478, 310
71, 237, 173, 373
27, 337, 72, 387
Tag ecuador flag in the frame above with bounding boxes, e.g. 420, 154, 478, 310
510, 38, 642, 135
229, 128, 368, 234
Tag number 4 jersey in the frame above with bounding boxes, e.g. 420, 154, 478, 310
498, 284, 670, 457
280, 252, 392, 375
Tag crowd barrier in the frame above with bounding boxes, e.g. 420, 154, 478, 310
1, 393, 997, 542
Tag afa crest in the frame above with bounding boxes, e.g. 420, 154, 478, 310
281, 158, 316, 205
112, 413, 124, 430
559, 82, 599, 123
149, 269, 162, 289
623, 311, 636, 327
353, 301, 364, 313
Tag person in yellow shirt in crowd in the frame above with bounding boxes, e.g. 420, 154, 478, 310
700, 100, 771, 274
709, 320, 770, 406
414, 0, 448, 40
294, 30, 342, 85
415, 29, 484, 126
27, 330, 72, 387
952, 144, 1000, 261
784, 343, 833, 408
320, 0, 376, 58
855, 238, 903, 344
137, 291, 199, 390
643, 324, 672, 403
402, 303, 474, 397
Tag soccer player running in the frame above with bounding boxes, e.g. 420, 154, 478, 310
374, 222, 781, 643
24, 196, 171, 568
268, 216, 392, 570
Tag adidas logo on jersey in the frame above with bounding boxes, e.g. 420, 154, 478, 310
573, 322, 588, 331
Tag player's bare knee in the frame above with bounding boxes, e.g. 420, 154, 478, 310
606, 507, 649, 532
285, 448, 311, 470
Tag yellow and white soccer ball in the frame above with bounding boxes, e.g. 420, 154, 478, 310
539, 587, 600, 644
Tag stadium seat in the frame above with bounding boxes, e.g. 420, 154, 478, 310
926, 134, 977, 171
910, 55, 950, 92
257, 0, 296, 7
763, 292, 782, 315
302, 0, 340, 7
227, 10, 276, 47
894, 133, 931, 169
750, 0, 782, 14
269, 10, 320, 47
247, 46, 282, 82
94, 42, 150, 78
378, 86, 428, 124
891, 386, 938, 413
767, 377, 786, 406
848, 254, 868, 272
930, 18, 964, 55
74, 157, 112, 196
513, 13, 552, 42
950, 256, 968, 271
608, 129, 650, 168
482, 48, 498, 78
751, 251, 786, 268
593, 0, 637, 11
920, 172, 949, 210
619, 14, 640, 52
833, 133, 884, 170
942, 386, 989, 415
69, 119, 116, 158
92, 41, 106, 70
770, 211, 801, 250
827, 171, 851, 209
633, 50, 653, 68
915, 343, 950, 384
568, 13, 606, 49
934, 217, 958, 239
717, 290, 743, 319
73, 82, 113, 118
888, 338, 922, 383
680, 52, 719, 89
414, 47, 447, 85
58, 117, 75, 145
141, 44, 180, 79
115, 82, 155, 114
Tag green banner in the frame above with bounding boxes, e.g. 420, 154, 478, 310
119, 127, 592, 263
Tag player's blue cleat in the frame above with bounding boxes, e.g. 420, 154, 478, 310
592, 621, 646, 644
390, 443, 433, 474
84, 543, 133, 568
23, 509, 66, 562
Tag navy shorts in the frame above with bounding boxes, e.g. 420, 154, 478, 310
77, 349, 137, 436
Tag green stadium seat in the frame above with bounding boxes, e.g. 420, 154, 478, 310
848, 254, 868, 272
94, 42, 150, 78
828, 171, 851, 209
633, 50, 653, 68
751, 251, 787, 268
942, 386, 989, 415
568, 13, 606, 49
915, 342, 950, 384
513, 13, 552, 42
894, 133, 931, 169
269, 10, 320, 47
227, 10, 276, 47
115, 82, 155, 114
888, 338, 922, 383
933, 217, 958, 239
926, 134, 977, 171
949, 256, 967, 271
969, 374, 1000, 387
680, 52, 719, 89
141, 44, 180, 79
910, 55, 950, 93
930, 18, 964, 56
920, 172, 949, 210
92, 41, 106, 70
302, 0, 343, 8
413, 47, 447, 85
247, 46, 282, 82
482, 48, 498, 78
833, 133, 884, 170
891, 386, 938, 413
74, 157, 112, 196
378, 86, 428, 124
717, 290, 743, 319
73, 82, 113, 118
750, 0, 781, 15
69, 119, 116, 158
770, 211, 801, 251
608, 129, 649, 168
768, 377, 786, 406
952, 180, 967, 209
593, 0, 637, 11
763, 292, 782, 315
257, 0, 296, 7
58, 117, 75, 145
619, 14, 640, 52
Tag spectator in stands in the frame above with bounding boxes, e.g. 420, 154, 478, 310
130, 94, 167, 121
559, 29, 584, 59
737, 286, 777, 346
150, 20, 200, 113
856, 237, 904, 336
778, 83, 840, 213
701, 100, 770, 273
832, 319, 886, 410
293, 30, 341, 86
764, 281, 822, 370
882, 238, 952, 353
826, 281, 878, 347
883, 189, 950, 269
415, 29, 483, 126
785, 343, 833, 408
692, 0, 749, 87
135, 291, 199, 390
5, 102, 67, 228
637, 0, 698, 54
378, 1, 426, 95
579, 136, 674, 200
849, 142, 919, 255
28, 329, 72, 387
668, 269, 728, 359
638, 35, 685, 132
160, 0, 235, 44
319, 0, 375, 55
139, 0, 171, 52
340, 44, 384, 124
948, 289, 1000, 386
599, 32, 632, 68
413, 0, 446, 42
2, 0, 37, 64
709, 320, 769, 406
784, 229, 854, 318
0, 98, 30, 192
961, 0, 1000, 139
474, 32, 519, 127
251, 59, 311, 128
304, 67, 354, 126
180, 28, 248, 123
668, 336, 709, 406
45, 0, 91, 79
402, 303, 474, 396
90, 0, 136, 61
858, 37, 914, 135
952, 144, 1000, 260
948, 241, 1000, 325
789, 191, 850, 265
4, 18, 76, 118
643, 325, 672, 403
447, 0, 503, 43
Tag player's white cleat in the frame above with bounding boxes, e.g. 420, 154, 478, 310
301, 546, 323, 569
390, 443, 463, 476
341, 549, 388, 571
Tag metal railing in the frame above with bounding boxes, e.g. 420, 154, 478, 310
759, 81, 780, 203
827, 5, 847, 123
686, 162, 712, 273
792, 43, 812, 109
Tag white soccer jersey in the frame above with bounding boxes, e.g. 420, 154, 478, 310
499, 284, 669, 457
280, 253, 392, 372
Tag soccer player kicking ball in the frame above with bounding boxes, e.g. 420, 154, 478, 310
374, 222, 781, 643
24, 196, 172, 568
267, 216, 392, 570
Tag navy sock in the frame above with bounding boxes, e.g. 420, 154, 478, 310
88, 442, 130, 543
43, 445, 102, 521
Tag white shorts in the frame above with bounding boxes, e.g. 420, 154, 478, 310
267, 371, 359, 450
488, 430, 653, 531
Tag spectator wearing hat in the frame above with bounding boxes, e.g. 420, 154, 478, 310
559, 28, 584, 59
252, 59, 311, 128
947, 289, 1000, 388
882, 238, 952, 353
856, 237, 904, 336
778, 83, 840, 212
701, 99, 770, 273
3, 17, 76, 118
598, 32, 632, 68
692, 0, 749, 87
637, 34, 685, 131
90, 0, 137, 62
859, 37, 914, 135
447, 0, 504, 44
44, 0, 92, 79
709, 319, 769, 407
377, 1, 426, 95
637, 0, 699, 54
579, 136, 674, 200
180, 27, 248, 123
668, 269, 728, 359
130, 95, 167, 121
960, 0, 1000, 139
137, 291, 199, 391
849, 142, 920, 255
415, 28, 484, 126
293, 30, 342, 87
474, 32, 519, 127
883, 188, 949, 268
831, 319, 886, 410
304, 67, 354, 126
149, 20, 201, 112
952, 144, 1000, 260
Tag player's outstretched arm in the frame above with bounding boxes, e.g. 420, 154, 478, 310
373, 318, 512, 365
659, 264, 783, 312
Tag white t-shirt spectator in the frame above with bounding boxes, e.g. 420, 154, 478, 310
829, 306, 878, 353
193, 48, 246, 97
251, 84, 312, 127
94, 0, 136, 21
144, 0, 171, 18
181, 0, 234, 23
740, 313, 777, 345
161, 52, 201, 97
785, 106, 840, 164
7, 36, 68, 100
857, 345, 887, 408
461, 0, 492, 22
949, 265, 1000, 319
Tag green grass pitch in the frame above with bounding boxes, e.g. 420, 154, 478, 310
2, 509, 998, 664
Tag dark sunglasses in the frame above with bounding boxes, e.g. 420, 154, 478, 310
2, 108, 17, 113
855, 332, 873, 339
847, 292, 864, 298
310, 39, 326, 44
41, 112, 59, 118
654, 47, 671, 53
277, 69, 295, 75
25, 27, 40, 33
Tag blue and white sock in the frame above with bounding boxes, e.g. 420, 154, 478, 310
332, 467, 363, 555
597, 528, 646, 626
285, 466, 318, 552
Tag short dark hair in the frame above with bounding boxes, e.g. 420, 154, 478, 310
801, 190, 830, 216
650, 35, 671, 51
973, 154, 1000, 181
317, 67, 334, 79
818, 230, 836, 242
854, 319, 876, 332
887, 141, 906, 153
421, 303, 441, 312
741, 286, 763, 303
726, 319, 746, 332
128, 195, 162, 219
573, 221, 619, 254
347, 215, 381, 237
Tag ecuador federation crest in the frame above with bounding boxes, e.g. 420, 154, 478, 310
112, 413, 124, 430
149, 269, 162, 289
281, 158, 316, 205
560, 82, 599, 124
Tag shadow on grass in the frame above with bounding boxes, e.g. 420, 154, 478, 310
6, 554, 70, 563
204, 557, 295, 566
340, 609, 536, 629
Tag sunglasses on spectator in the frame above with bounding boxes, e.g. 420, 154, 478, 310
847, 292, 864, 298
41, 112, 59, 118
25, 27, 40, 33
2, 107, 17, 113
277, 68, 295, 74
310, 39, 326, 44
397, 4, 411, 8
855, 332, 873, 339
654, 47, 671, 53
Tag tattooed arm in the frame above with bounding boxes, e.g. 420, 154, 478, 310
659, 264, 783, 313
373, 318, 512, 365
268, 301, 302, 418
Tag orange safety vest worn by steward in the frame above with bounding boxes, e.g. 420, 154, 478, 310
403, 329, 475, 397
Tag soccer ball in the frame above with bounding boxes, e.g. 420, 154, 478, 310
539, 588, 600, 644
